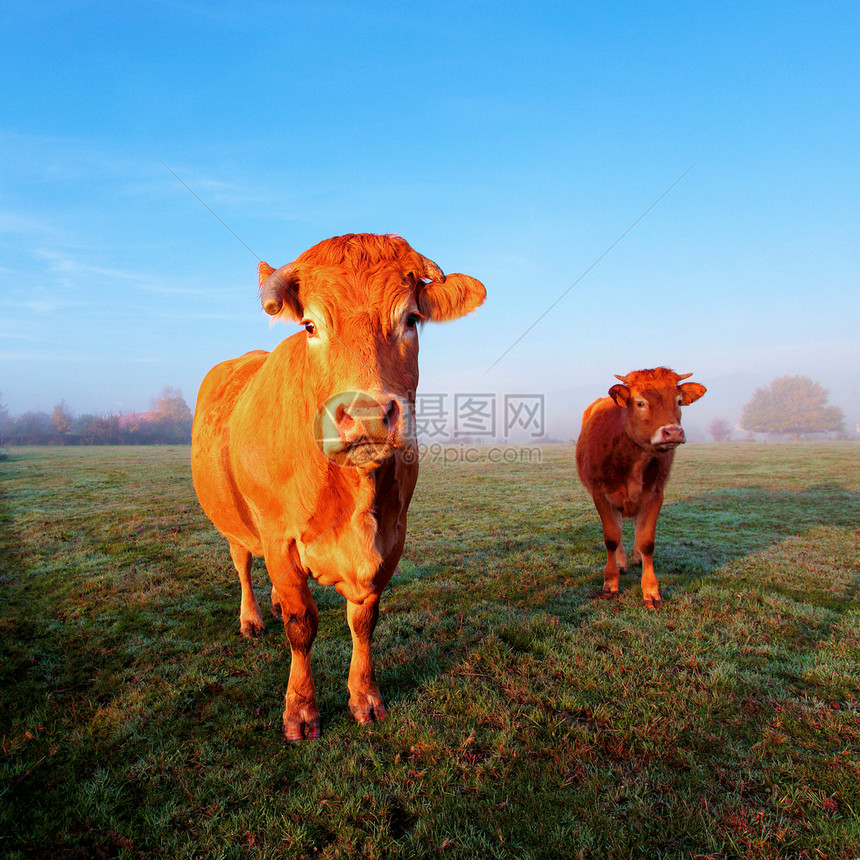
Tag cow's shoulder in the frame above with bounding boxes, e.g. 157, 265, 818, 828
581, 396, 616, 429
195, 350, 270, 427
200, 350, 269, 394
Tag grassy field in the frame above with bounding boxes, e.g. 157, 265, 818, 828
1, 442, 859, 859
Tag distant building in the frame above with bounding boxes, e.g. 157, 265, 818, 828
118, 411, 157, 429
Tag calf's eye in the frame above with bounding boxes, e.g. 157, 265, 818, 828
406, 312, 421, 329
303, 320, 316, 335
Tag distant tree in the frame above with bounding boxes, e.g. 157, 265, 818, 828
740, 375, 845, 440
151, 386, 193, 444
0, 392, 8, 445
84, 414, 122, 445
71, 413, 120, 445
51, 400, 74, 440
74, 414, 98, 439
707, 418, 733, 442
9, 411, 51, 445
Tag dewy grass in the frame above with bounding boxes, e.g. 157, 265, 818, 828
1, 442, 859, 858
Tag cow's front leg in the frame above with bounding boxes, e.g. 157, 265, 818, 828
346, 595, 386, 725
280, 579, 320, 740
269, 565, 320, 741
593, 497, 624, 597
634, 497, 663, 609
265, 541, 322, 739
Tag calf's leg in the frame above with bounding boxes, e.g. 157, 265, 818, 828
615, 534, 629, 574
634, 497, 663, 609
593, 497, 624, 597
229, 542, 265, 637
346, 595, 386, 725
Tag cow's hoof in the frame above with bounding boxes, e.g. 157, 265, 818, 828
283, 713, 321, 742
643, 596, 663, 609
240, 618, 265, 638
598, 587, 619, 600
349, 694, 386, 726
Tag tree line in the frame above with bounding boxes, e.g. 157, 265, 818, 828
0, 375, 850, 447
0, 387, 193, 446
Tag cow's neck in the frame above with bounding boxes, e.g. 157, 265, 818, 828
297, 457, 399, 602
615, 430, 672, 501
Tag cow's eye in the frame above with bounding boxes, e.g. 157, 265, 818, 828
636, 400, 646, 408
405, 312, 423, 329
676, 396, 683, 406
303, 320, 316, 336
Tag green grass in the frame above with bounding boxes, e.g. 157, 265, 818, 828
1, 442, 859, 859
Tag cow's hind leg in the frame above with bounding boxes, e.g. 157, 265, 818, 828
616, 533, 629, 574
593, 497, 624, 597
230, 542, 265, 638
270, 586, 283, 620
346, 595, 386, 725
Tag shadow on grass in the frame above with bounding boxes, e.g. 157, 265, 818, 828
67, 475, 858, 735
370, 480, 860, 700
658, 481, 860, 572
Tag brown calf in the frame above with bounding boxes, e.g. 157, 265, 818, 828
191, 234, 485, 739
576, 367, 706, 607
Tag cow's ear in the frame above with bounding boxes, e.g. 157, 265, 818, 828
418, 274, 486, 322
609, 384, 630, 407
679, 382, 707, 405
258, 261, 303, 322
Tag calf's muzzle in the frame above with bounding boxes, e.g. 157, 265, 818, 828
651, 424, 686, 448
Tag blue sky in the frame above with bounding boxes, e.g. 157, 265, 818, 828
2, 0, 858, 438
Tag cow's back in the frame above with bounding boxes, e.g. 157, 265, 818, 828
191, 350, 270, 549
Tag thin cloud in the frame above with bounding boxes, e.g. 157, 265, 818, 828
38, 252, 151, 283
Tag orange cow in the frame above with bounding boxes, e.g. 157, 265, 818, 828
191, 234, 485, 740
575, 368, 706, 608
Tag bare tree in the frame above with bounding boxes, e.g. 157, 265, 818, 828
707, 418, 732, 442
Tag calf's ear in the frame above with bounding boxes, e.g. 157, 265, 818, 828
609, 384, 630, 407
258, 262, 304, 322
679, 382, 707, 405
418, 273, 486, 322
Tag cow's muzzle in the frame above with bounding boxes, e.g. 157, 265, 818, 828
651, 424, 686, 450
314, 390, 412, 466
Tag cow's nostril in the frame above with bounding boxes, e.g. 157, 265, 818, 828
383, 399, 399, 430
336, 404, 354, 429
